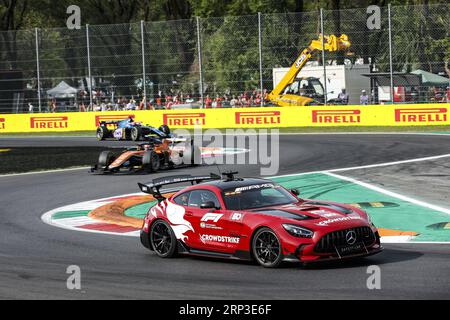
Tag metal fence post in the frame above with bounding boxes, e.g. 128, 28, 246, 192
196, 16, 204, 108
140, 21, 147, 106
35, 28, 42, 113
258, 12, 264, 107
320, 8, 328, 105
388, 4, 395, 104
86, 24, 93, 108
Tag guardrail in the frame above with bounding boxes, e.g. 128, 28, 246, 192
0, 104, 449, 133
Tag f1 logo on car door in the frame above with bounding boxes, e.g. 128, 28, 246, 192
201, 213, 223, 223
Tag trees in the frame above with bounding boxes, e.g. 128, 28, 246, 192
0, 0, 448, 100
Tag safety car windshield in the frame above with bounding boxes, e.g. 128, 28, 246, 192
223, 184, 298, 210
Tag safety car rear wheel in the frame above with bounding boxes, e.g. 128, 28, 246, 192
142, 150, 160, 173
150, 220, 178, 258
252, 228, 284, 268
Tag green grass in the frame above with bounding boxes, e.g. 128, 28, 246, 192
0, 126, 449, 137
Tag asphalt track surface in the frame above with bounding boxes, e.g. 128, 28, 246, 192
0, 134, 449, 299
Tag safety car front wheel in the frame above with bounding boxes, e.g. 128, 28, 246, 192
252, 228, 284, 268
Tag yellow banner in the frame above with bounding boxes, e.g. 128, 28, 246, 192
0, 104, 449, 133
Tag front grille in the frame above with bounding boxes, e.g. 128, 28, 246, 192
314, 227, 375, 254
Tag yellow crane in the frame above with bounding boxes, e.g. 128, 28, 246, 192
267, 34, 351, 106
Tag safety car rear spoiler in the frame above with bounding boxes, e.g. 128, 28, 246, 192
138, 173, 221, 202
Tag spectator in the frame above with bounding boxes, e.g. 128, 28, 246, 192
360, 90, 369, 105
166, 95, 173, 109
230, 95, 238, 108
138, 97, 146, 110
255, 94, 261, 106
205, 95, 212, 108
215, 95, 223, 108
51, 98, 57, 113
155, 95, 162, 108
126, 97, 136, 110
337, 89, 349, 105
185, 94, 194, 104
28, 102, 34, 113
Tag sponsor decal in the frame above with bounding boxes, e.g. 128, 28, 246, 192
235, 111, 281, 125
312, 110, 361, 124
113, 128, 124, 139
163, 113, 206, 127
394, 108, 447, 123
234, 183, 275, 193
95, 114, 135, 126
295, 54, 307, 68
201, 213, 223, 223
200, 222, 222, 230
200, 234, 240, 244
310, 210, 340, 218
231, 213, 243, 221
30, 116, 68, 129
0, 118, 5, 130
317, 216, 362, 226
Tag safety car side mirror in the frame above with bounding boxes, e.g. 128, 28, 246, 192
200, 201, 218, 210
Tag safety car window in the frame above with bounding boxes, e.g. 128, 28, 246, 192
188, 190, 221, 209
223, 185, 298, 211
173, 192, 190, 206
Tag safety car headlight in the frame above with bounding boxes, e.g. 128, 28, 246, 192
282, 224, 314, 238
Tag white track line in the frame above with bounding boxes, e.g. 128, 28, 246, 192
324, 172, 450, 216
0, 166, 90, 178
271, 153, 450, 179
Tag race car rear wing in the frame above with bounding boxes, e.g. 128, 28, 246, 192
138, 173, 221, 202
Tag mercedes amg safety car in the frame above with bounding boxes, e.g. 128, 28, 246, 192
96, 116, 170, 141
138, 172, 382, 268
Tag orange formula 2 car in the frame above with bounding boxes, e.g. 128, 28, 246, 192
91, 137, 200, 174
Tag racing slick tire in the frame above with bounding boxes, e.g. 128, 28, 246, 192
149, 220, 178, 258
96, 126, 109, 141
131, 126, 142, 141
142, 150, 161, 173
159, 125, 171, 136
182, 142, 201, 166
252, 228, 284, 268
98, 151, 115, 167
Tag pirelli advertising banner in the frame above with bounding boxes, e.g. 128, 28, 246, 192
0, 104, 449, 133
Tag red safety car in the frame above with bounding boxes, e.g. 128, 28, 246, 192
139, 172, 382, 268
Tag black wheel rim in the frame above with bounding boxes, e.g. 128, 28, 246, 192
151, 222, 173, 255
255, 231, 281, 264
131, 129, 138, 140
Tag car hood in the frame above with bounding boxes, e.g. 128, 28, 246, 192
251, 200, 368, 229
